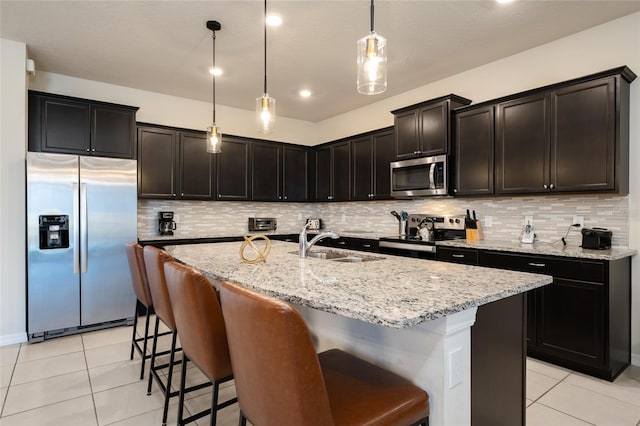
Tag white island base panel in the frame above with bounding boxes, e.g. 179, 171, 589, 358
295, 303, 478, 426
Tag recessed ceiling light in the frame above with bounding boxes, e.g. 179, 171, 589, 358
299, 89, 312, 98
266, 15, 282, 26
209, 67, 223, 76
496, 0, 515, 3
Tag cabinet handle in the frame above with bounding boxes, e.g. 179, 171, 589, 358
278, 196, 282, 200
454, 188, 458, 193
543, 184, 548, 189
528, 262, 546, 267
328, 195, 333, 200
218, 194, 222, 197
172, 193, 176, 197
413, 150, 420, 155
452, 254, 465, 258
550, 184, 555, 189
91, 148, 96, 152
86, 148, 90, 152
338, 241, 346, 245
284, 195, 288, 200
363, 244, 371, 248
181, 192, 184, 196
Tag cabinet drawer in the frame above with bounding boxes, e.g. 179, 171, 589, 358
437, 247, 478, 265
478, 251, 604, 282
350, 238, 379, 253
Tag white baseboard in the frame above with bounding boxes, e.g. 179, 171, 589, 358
0, 332, 27, 346
632, 353, 640, 367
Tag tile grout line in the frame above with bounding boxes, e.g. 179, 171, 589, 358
81, 334, 101, 426
534, 400, 597, 426
0, 345, 21, 418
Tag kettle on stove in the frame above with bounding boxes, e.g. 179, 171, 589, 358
418, 218, 434, 241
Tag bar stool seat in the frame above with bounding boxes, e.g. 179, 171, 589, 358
125, 242, 172, 380
219, 280, 430, 426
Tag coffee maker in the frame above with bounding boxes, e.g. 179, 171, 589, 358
158, 211, 176, 236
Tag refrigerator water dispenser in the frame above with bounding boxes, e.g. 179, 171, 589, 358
39, 215, 69, 249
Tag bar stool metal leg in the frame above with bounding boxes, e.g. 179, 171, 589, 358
177, 355, 189, 425
129, 303, 138, 361
161, 331, 178, 426
147, 316, 161, 396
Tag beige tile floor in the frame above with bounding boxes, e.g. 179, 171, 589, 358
1, 321, 640, 425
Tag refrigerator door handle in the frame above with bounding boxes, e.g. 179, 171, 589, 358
73, 182, 80, 274
80, 183, 88, 273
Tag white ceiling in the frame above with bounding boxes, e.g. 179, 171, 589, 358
2, 1, 640, 122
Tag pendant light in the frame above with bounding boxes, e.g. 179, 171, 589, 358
357, 0, 387, 95
206, 20, 222, 153
256, 0, 275, 134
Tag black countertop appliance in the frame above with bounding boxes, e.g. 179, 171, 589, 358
581, 227, 612, 250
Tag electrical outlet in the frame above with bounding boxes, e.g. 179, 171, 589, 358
572, 215, 584, 229
484, 216, 493, 228
524, 215, 533, 227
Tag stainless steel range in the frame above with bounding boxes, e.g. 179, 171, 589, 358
379, 214, 466, 259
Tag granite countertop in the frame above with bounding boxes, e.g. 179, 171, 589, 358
436, 239, 637, 261
166, 241, 552, 329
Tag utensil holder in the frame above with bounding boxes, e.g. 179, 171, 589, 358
399, 220, 407, 237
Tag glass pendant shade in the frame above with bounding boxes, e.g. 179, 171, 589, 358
357, 31, 387, 95
206, 124, 222, 153
256, 95, 276, 134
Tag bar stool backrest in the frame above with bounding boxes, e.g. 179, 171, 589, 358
143, 246, 177, 331
219, 281, 334, 426
125, 242, 153, 307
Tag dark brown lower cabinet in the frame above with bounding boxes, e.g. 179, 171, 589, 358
472, 293, 526, 426
478, 250, 630, 381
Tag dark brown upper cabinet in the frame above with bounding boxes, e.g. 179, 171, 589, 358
179, 131, 214, 199
137, 125, 213, 200
496, 93, 551, 194
251, 142, 309, 202
351, 128, 394, 200
216, 136, 251, 201
494, 68, 634, 195
29, 91, 137, 159
453, 105, 495, 196
314, 140, 350, 201
392, 94, 471, 160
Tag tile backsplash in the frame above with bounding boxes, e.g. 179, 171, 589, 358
138, 194, 629, 248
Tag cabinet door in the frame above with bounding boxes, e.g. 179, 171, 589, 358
496, 93, 550, 194
537, 278, 605, 368
526, 289, 538, 347
137, 127, 178, 198
314, 147, 332, 201
252, 142, 282, 201
283, 145, 309, 202
332, 141, 351, 201
216, 137, 251, 200
180, 131, 214, 199
40, 97, 91, 153
454, 106, 494, 196
551, 77, 615, 192
393, 110, 419, 159
419, 103, 447, 155
372, 130, 394, 199
351, 136, 373, 201
91, 105, 136, 158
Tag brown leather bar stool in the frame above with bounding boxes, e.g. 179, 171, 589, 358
219, 281, 430, 426
164, 261, 237, 426
125, 242, 172, 379
143, 246, 211, 426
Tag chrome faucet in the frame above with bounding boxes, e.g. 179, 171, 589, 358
299, 223, 339, 258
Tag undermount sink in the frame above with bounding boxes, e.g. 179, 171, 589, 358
290, 250, 383, 262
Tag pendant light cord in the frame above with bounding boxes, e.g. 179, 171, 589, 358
212, 30, 217, 124
263, 0, 268, 96
370, 0, 374, 33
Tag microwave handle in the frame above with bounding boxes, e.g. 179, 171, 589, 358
429, 163, 436, 189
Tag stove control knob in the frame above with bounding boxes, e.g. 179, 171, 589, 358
455, 218, 461, 224
449, 218, 454, 224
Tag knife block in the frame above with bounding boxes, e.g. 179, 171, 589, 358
465, 222, 483, 241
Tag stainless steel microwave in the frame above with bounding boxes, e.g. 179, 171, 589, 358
390, 154, 448, 197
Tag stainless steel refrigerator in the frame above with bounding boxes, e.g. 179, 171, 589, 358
27, 152, 137, 341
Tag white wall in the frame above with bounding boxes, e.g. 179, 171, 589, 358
29, 72, 320, 146
2, 11, 639, 360
0, 39, 28, 345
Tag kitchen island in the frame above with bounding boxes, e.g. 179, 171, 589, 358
166, 241, 553, 426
